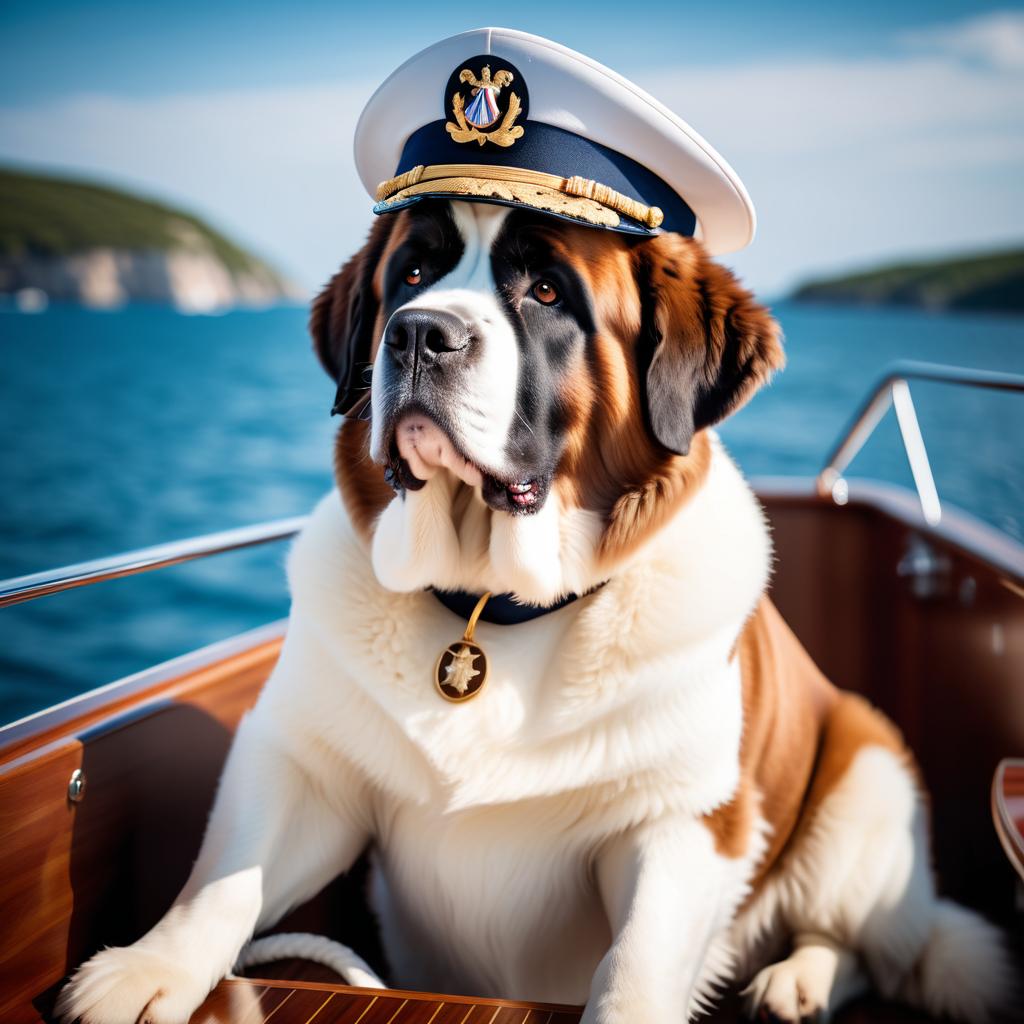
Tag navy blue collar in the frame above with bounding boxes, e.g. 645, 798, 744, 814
431, 584, 603, 625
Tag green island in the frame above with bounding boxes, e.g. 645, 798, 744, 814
790, 247, 1024, 315
0, 167, 299, 312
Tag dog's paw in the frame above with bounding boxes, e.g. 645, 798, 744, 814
742, 941, 867, 1024
55, 945, 209, 1024
742, 957, 831, 1024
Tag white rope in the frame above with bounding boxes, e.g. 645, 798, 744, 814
235, 932, 387, 989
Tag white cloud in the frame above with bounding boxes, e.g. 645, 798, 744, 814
902, 10, 1024, 71
0, 20, 1022, 298
640, 55, 1023, 164
637, 49, 1024, 293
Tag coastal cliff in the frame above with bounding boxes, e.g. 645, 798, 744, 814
0, 168, 302, 313
791, 247, 1024, 315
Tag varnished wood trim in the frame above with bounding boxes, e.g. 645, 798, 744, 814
0, 637, 283, 1019
1, 630, 284, 770
0, 626, 284, 765
753, 477, 1024, 586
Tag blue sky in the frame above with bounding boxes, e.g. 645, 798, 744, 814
2, 1, 1023, 295
0, 1, 1010, 101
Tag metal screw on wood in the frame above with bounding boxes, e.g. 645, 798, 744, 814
67, 768, 86, 804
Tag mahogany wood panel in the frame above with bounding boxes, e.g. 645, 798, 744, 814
0, 639, 282, 1022
3, 486, 1023, 1021
0, 628, 283, 763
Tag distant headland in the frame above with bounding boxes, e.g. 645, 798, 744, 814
0, 167, 303, 314
790, 247, 1024, 315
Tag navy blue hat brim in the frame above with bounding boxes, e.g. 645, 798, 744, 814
381, 120, 696, 237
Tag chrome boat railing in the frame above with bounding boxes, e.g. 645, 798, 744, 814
0, 516, 308, 609
2, 361, 1022, 610
817, 361, 1024, 527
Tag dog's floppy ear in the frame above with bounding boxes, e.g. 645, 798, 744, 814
637, 234, 784, 456
310, 216, 396, 413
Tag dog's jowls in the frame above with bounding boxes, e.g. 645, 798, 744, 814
58, 200, 1013, 1024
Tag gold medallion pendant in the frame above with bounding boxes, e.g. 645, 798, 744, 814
435, 592, 491, 703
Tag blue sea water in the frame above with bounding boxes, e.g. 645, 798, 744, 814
1, 301, 1022, 725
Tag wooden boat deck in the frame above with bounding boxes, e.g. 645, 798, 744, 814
192, 979, 582, 1024
186, 977, 942, 1024
3, 484, 1021, 1023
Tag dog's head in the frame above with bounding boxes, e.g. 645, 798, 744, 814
312, 200, 782, 602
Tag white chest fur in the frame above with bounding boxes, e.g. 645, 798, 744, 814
369, 795, 614, 1002
255, 439, 770, 996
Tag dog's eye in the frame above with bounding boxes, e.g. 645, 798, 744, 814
405, 266, 422, 287
531, 280, 559, 305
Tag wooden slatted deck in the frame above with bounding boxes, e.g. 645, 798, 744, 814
186, 978, 942, 1024
189, 979, 582, 1024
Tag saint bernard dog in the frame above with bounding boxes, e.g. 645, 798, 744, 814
59, 200, 1013, 1024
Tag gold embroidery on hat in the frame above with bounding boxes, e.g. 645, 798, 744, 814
375, 165, 424, 204
446, 66, 525, 148
375, 163, 664, 230
564, 176, 664, 229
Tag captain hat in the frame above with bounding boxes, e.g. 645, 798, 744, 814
356, 27, 755, 254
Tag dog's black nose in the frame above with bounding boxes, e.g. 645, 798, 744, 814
384, 309, 470, 365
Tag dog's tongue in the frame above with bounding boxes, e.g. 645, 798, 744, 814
395, 414, 483, 487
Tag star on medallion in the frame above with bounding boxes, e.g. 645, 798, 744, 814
443, 645, 481, 695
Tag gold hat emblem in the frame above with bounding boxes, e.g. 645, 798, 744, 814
446, 65, 525, 148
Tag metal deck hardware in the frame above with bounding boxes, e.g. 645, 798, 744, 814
818, 361, 1024, 527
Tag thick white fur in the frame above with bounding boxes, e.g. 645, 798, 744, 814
56, 197, 1013, 1023
59, 440, 762, 1021
58, 435, 1011, 1023
736, 746, 1013, 1021
58, 456, 1012, 1020
371, 474, 604, 604
57, 439, 1013, 1023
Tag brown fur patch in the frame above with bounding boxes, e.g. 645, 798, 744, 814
640, 233, 784, 454
799, 690, 912, 837
310, 212, 415, 542
546, 227, 779, 568
705, 598, 913, 899
536, 228, 705, 566
704, 599, 835, 871
315, 212, 780, 568
334, 418, 396, 542
367, 214, 413, 361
